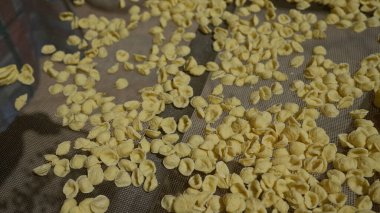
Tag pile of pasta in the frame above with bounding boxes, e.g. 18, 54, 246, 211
24, 0, 380, 212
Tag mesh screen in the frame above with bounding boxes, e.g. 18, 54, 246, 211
0, 1, 380, 213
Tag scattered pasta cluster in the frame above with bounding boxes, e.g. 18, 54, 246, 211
292, 50, 380, 118
0, 64, 35, 86
0, 64, 34, 111
15, 0, 380, 212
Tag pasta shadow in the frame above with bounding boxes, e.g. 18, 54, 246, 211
0, 113, 62, 186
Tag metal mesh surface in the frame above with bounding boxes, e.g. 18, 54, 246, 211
0, 1, 380, 213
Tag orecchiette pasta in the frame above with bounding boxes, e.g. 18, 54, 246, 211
178, 158, 195, 176
77, 175, 94, 193
63, 179, 79, 198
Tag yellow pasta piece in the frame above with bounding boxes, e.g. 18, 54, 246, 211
114, 170, 131, 187
48, 83, 64, 95
0, 64, 19, 86
114, 78, 129, 90
191, 96, 208, 108
271, 82, 284, 95
356, 195, 373, 210
327, 192, 347, 207
194, 157, 215, 174
143, 174, 158, 192
54, 159, 70, 177
304, 191, 320, 209
116, 50, 130, 62
347, 176, 369, 195
173, 95, 189, 108
204, 104, 223, 123
90, 195, 110, 213
178, 158, 195, 176
161, 195, 175, 212
119, 0, 126, 9
223, 193, 246, 213
18, 64, 35, 85
259, 86, 272, 101
60, 198, 77, 213
56, 141, 71, 156
118, 159, 137, 172
104, 166, 119, 181
174, 143, 191, 158
250, 91, 260, 104
77, 175, 94, 193
131, 168, 145, 187
41, 44, 56, 54
99, 148, 119, 166
130, 148, 146, 163
33, 163, 51, 176
63, 179, 79, 198
73, 0, 85, 6
87, 165, 104, 185
163, 154, 180, 169
290, 55, 305, 68
67, 35, 81, 46
321, 103, 339, 118
107, 63, 119, 74
249, 111, 272, 129
160, 117, 177, 134
78, 198, 93, 212
14, 93, 28, 111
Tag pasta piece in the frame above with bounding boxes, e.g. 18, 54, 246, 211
290, 55, 305, 68
118, 159, 137, 172
98, 148, 119, 166
178, 158, 195, 176
41, 44, 56, 54
77, 175, 94, 193
78, 198, 93, 212
87, 165, 104, 185
160, 117, 177, 134
172, 194, 197, 213
250, 91, 260, 104
131, 168, 145, 187
104, 166, 120, 181
161, 195, 175, 212
115, 78, 129, 90
355, 195, 373, 210
107, 63, 119, 74
304, 191, 319, 209
223, 193, 246, 213
114, 170, 131, 187
60, 198, 77, 213
90, 195, 110, 213
271, 82, 284, 95
56, 141, 71, 156
259, 86, 272, 101
14, 94, 28, 111
33, 163, 51, 176
116, 50, 129, 62
130, 148, 145, 163
163, 154, 180, 169
321, 104, 339, 118
63, 179, 79, 198
204, 104, 223, 123
143, 174, 158, 192
177, 115, 192, 133
54, 159, 70, 177
347, 176, 369, 195
18, 64, 35, 85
